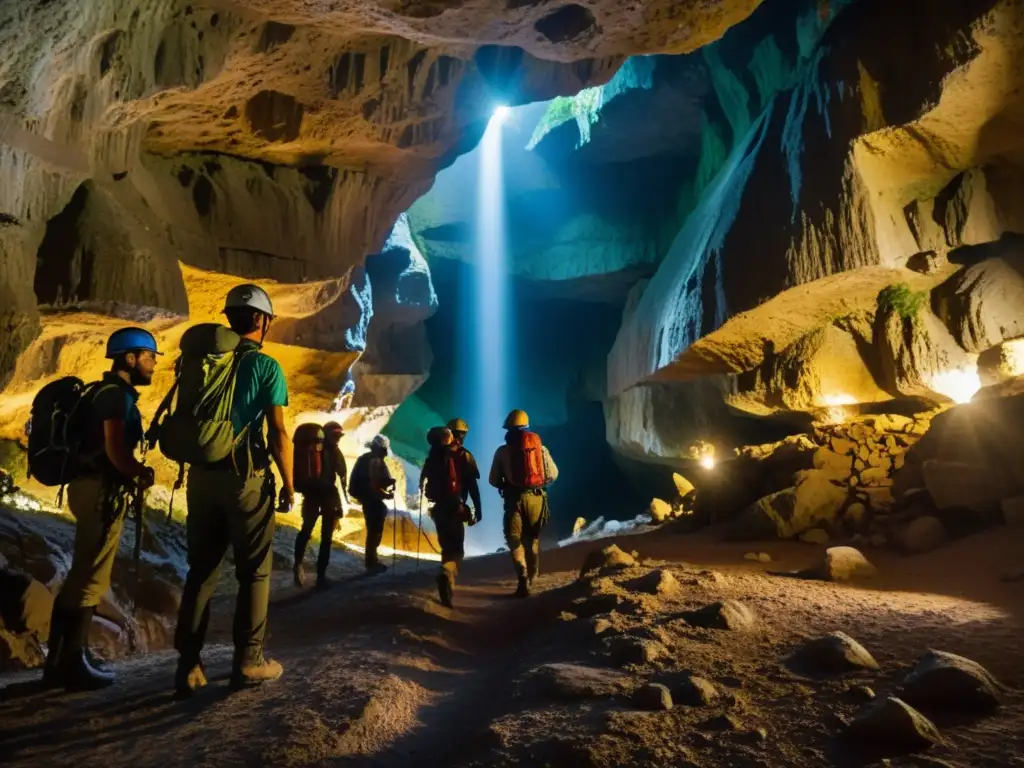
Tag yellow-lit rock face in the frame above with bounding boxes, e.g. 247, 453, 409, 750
0, 0, 764, 416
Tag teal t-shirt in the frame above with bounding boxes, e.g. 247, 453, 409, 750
231, 343, 289, 439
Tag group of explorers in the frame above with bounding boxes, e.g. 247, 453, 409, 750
25, 283, 559, 699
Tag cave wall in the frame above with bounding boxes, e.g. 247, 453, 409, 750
0, 0, 767, 473
601, 0, 1024, 472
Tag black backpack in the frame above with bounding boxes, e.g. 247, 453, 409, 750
26, 377, 107, 486
348, 453, 372, 501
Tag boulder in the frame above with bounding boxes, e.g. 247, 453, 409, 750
675, 674, 719, 706
799, 528, 830, 545
649, 498, 673, 523
831, 437, 857, 456
978, 338, 1024, 386
534, 663, 635, 700
578, 545, 636, 580
932, 249, 1024, 353
729, 470, 848, 540
628, 569, 681, 597
634, 682, 673, 711
744, 552, 772, 563
813, 448, 851, 474
844, 697, 943, 752
792, 632, 880, 675
701, 713, 742, 731
922, 460, 1015, 513
860, 467, 891, 486
680, 600, 757, 631
821, 546, 877, 582
605, 636, 668, 666
900, 651, 1002, 713
673, 473, 696, 498
899, 516, 948, 555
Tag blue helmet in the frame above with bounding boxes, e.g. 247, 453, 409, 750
105, 328, 161, 359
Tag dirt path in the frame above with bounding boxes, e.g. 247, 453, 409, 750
3, 526, 1024, 767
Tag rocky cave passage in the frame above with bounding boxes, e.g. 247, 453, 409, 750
4, 0, 1024, 764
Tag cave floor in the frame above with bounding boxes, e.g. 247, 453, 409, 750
2, 527, 1024, 767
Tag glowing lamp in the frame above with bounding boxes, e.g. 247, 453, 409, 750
699, 455, 715, 470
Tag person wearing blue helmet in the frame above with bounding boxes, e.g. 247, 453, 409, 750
42, 327, 159, 692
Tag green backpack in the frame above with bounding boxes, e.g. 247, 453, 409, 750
151, 323, 255, 468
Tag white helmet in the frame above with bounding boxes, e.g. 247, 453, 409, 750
367, 434, 391, 453
223, 284, 274, 317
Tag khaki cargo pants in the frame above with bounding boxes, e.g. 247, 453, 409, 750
503, 489, 548, 582
174, 466, 276, 668
432, 498, 466, 587
58, 477, 130, 609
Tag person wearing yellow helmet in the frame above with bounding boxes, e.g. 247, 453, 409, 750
446, 417, 482, 525
488, 409, 559, 598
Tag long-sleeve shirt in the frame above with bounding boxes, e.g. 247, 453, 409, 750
488, 443, 558, 490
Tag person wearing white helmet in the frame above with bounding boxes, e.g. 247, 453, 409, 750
348, 433, 396, 574
173, 283, 293, 695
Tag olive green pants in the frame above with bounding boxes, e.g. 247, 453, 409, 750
174, 467, 276, 668
57, 477, 130, 610
294, 487, 341, 580
432, 499, 466, 586
503, 490, 548, 582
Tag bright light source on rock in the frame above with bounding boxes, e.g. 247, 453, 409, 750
699, 455, 715, 470
492, 104, 510, 122
928, 365, 982, 404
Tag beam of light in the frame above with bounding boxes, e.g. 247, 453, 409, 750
492, 104, 510, 122
928, 363, 981, 404
699, 454, 716, 470
460, 108, 511, 556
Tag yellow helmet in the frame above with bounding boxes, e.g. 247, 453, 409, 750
447, 418, 469, 434
503, 409, 529, 429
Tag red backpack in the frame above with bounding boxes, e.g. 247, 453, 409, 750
424, 447, 461, 502
506, 430, 545, 489
292, 423, 325, 494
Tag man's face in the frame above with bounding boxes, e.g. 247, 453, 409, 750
127, 350, 157, 386
452, 430, 467, 446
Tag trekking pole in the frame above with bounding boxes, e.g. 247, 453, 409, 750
391, 495, 398, 577
415, 493, 423, 574
126, 485, 144, 655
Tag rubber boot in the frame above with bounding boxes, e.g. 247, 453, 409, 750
437, 571, 454, 608
42, 606, 68, 688
513, 576, 530, 599
61, 608, 115, 692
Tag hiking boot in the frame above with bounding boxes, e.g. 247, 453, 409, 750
174, 660, 208, 699
513, 576, 530, 599
62, 649, 115, 692
315, 575, 332, 591
293, 564, 305, 588
231, 657, 283, 688
366, 563, 388, 576
437, 572, 454, 609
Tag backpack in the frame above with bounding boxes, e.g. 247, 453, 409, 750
26, 377, 108, 486
423, 447, 461, 503
348, 453, 372, 501
292, 423, 325, 495
151, 323, 253, 467
506, 430, 546, 489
